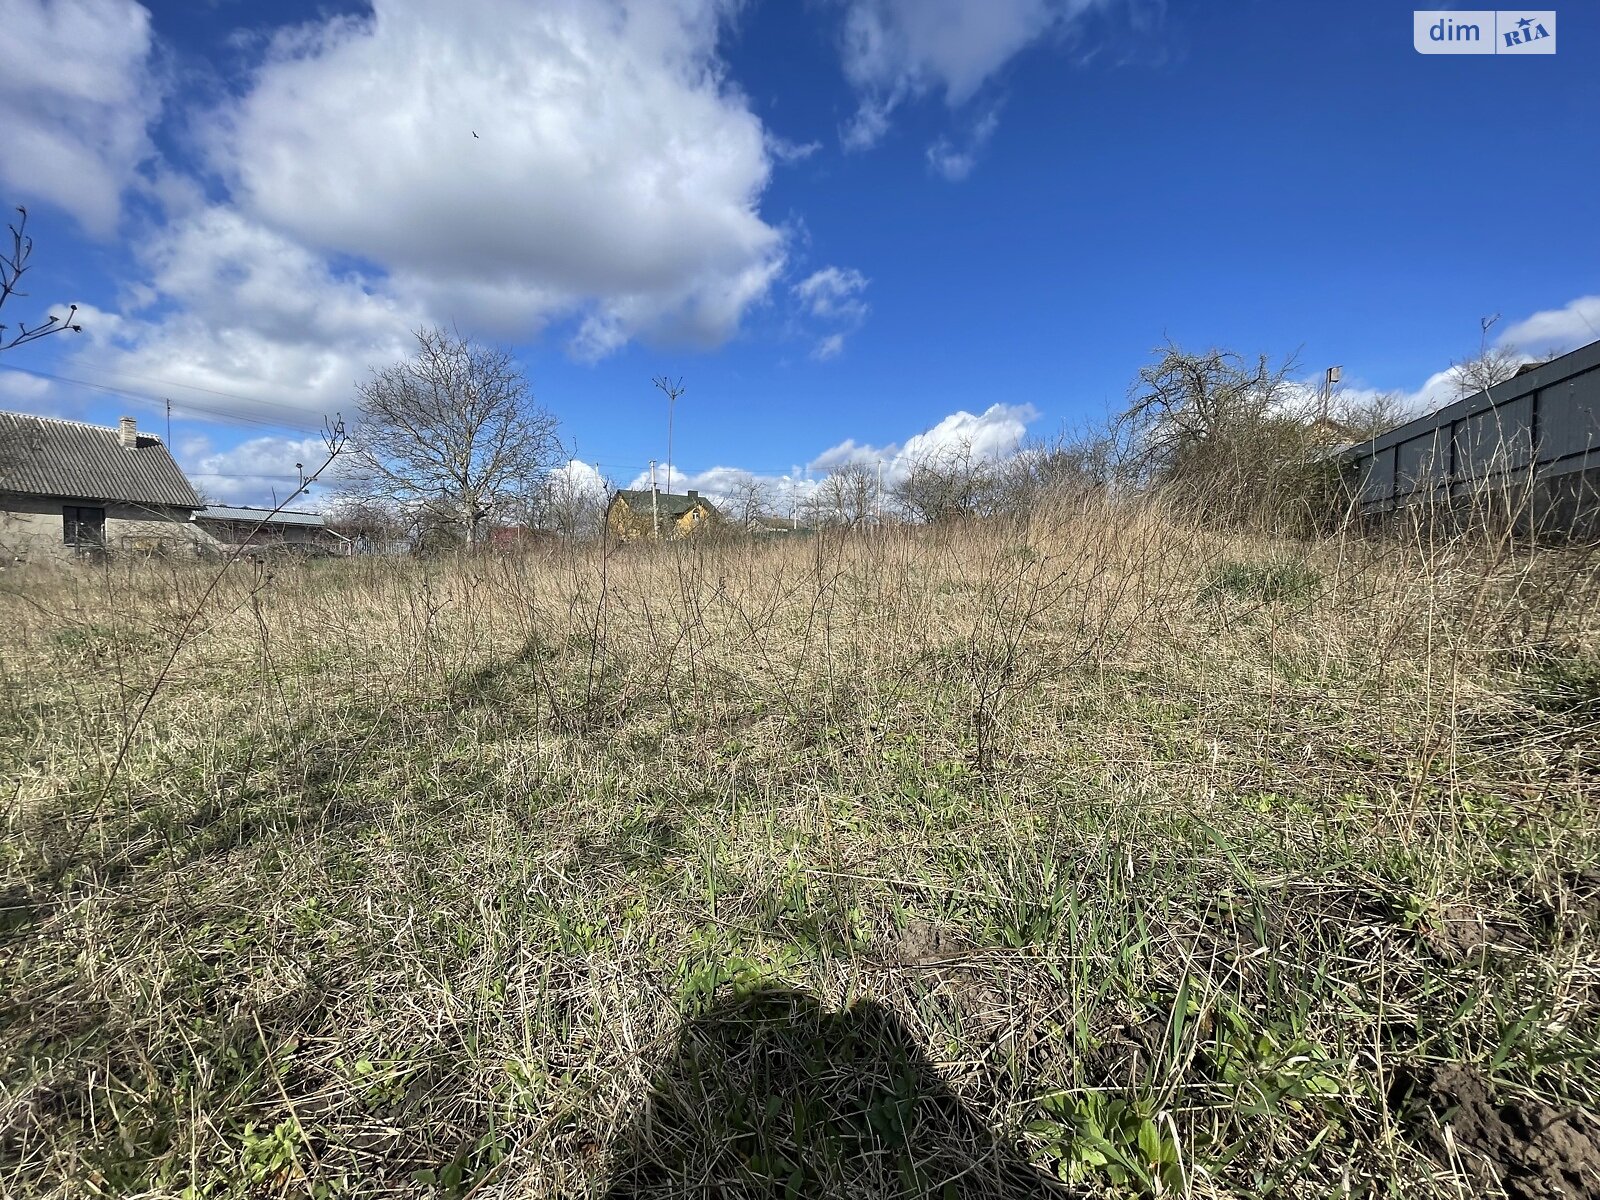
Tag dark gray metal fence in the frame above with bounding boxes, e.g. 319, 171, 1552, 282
1339, 338, 1600, 534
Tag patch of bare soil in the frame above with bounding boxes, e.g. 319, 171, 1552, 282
1393, 1063, 1600, 1199
1417, 902, 1532, 965
893, 918, 977, 965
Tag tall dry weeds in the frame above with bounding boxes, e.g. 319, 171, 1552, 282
1, 492, 1597, 1197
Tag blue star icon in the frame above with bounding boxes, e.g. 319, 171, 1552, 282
1517, 16, 1534, 29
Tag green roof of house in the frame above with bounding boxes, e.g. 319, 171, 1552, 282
611, 489, 718, 519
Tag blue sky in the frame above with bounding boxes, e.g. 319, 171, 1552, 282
0, 0, 1595, 507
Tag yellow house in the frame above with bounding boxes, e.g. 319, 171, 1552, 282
605, 488, 718, 541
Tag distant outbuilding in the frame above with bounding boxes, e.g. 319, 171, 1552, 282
192, 505, 338, 554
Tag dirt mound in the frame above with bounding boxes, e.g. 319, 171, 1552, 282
1393, 1063, 1600, 1199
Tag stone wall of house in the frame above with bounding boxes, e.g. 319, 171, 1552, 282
0, 494, 202, 565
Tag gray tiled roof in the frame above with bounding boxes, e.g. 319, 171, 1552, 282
0, 412, 203, 509
611, 489, 718, 519
196, 505, 325, 527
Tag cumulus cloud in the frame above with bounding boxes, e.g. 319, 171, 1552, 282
793, 265, 870, 358
34, 0, 798, 425
623, 402, 1040, 522
205, 0, 784, 355
551, 458, 608, 490
179, 433, 333, 507
836, 0, 1109, 150
75, 205, 420, 423
1500, 296, 1600, 357
811, 402, 1038, 477
0, 0, 160, 236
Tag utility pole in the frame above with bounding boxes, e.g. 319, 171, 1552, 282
165, 397, 171, 446
1320, 366, 1341, 423
875, 458, 884, 525
653, 376, 685, 496
649, 459, 660, 539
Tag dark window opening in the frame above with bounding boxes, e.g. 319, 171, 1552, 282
63, 505, 106, 548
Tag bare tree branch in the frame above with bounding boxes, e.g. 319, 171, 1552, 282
0, 207, 83, 353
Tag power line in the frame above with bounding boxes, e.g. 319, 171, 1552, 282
0, 363, 332, 434
187, 470, 307, 479
60, 358, 339, 421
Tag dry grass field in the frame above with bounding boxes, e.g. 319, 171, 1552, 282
3, 498, 1599, 1198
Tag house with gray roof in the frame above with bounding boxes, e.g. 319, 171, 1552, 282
192, 504, 339, 554
0, 412, 204, 563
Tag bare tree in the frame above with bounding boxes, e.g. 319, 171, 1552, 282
537, 464, 613, 540
988, 428, 1115, 515
1447, 345, 1523, 401
1333, 391, 1411, 441
815, 461, 880, 527
324, 496, 408, 552
342, 328, 561, 545
721, 472, 774, 530
1114, 341, 1324, 527
0, 207, 81, 352
893, 441, 998, 523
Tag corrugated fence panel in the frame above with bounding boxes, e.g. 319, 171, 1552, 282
1359, 447, 1395, 503
1459, 395, 1534, 479
1395, 427, 1450, 499
1539, 367, 1600, 464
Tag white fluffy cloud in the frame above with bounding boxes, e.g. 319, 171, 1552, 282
811, 402, 1038, 477
179, 433, 333, 507
547, 458, 609, 500
207, 0, 784, 356
79, 205, 420, 422
1500, 296, 1600, 357
623, 401, 1040, 518
42, 0, 797, 425
0, 0, 159, 236
837, 0, 1108, 149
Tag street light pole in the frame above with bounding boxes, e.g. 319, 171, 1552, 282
653, 376, 685, 496
649, 459, 660, 539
